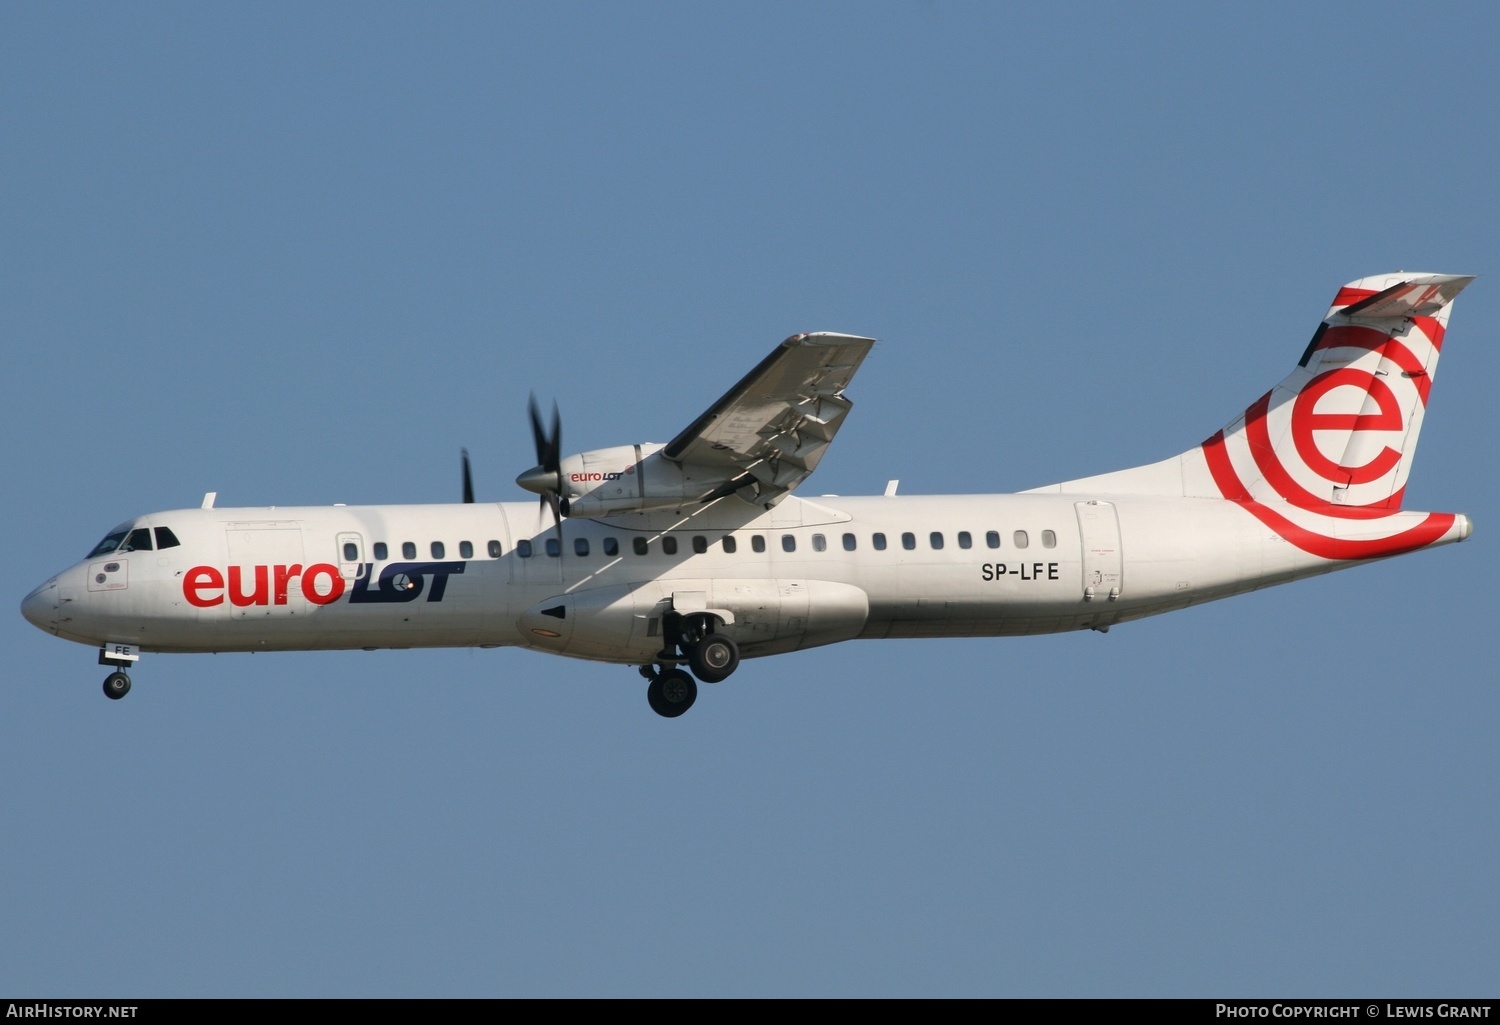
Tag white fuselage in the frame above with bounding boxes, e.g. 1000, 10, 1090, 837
23, 491, 1461, 666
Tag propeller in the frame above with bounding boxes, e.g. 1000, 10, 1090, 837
517, 394, 566, 550
461, 448, 475, 504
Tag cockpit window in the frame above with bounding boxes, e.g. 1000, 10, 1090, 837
88, 530, 129, 558
154, 527, 181, 550
120, 528, 154, 552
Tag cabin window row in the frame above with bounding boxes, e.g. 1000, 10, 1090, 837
359, 540, 505, 562
511, 529, 1058, 558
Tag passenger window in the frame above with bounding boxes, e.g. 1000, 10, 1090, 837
901, 532, 916, 551
574, 538, 589, 556
692, 535, 707, 554
374, 542, 389, 561
154, 527, 181, 550
343, 542, 359, 561
722, 536, 737, 554
402, 542, 417, 560
603, 537, 619, 557
751, 535, 766, 553
842, 533, 857, 551
812, 534, 826, 552
873, 533, 887, 551
545, 537, 560, 557
986, 531, 1001, 549
1042, 530, 1057, 548
459, 540, 473, 559
662, 536, 678, 555
487, 540, 502, 558
930, 532, 944, 550
517, 539, 533, 558
633, 537, 649, 556
122, 528, 153, 552
431, 541, 445, 559
782, 534, 796, 553
957, 531, 972, 549
1014, 530, 1029, 549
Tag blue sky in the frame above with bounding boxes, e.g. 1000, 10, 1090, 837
3, 2, 1497, 997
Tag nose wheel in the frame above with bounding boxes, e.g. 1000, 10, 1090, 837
103, 671, 132, 700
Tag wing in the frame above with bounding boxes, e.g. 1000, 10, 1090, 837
663, 332, 875, 505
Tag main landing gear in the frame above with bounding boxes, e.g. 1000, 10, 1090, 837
639, 613, 742, 718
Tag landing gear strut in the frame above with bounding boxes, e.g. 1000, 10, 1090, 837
103, 671, 131, 700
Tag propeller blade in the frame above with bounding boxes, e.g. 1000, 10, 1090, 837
546, 491, 564, 553
461, 448, 474, 504
547, 402, 561, 476
528, 393, 548, 468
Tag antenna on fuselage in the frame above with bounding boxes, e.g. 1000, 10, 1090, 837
201, 492, 217, 509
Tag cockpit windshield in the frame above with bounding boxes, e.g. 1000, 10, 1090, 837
87, 530, 130, 558
87, 525, 176, 558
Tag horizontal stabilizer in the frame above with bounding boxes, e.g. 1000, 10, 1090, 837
1333, 273, 1473, 319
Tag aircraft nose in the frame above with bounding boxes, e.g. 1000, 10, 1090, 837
21, 578, 59, 633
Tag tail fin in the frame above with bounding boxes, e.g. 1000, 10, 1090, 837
1031, 272, 1474, 512
1205, 272, 1472, 512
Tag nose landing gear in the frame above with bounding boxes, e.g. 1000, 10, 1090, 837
98, 643, 139, 700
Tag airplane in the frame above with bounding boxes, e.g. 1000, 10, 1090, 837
21, 272, 1475, 717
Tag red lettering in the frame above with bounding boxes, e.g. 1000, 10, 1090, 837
302, 563, 345, 605
1291, 369, 1404, 485
228, 565, 270, 607
273, 563, 303, 605
183, 566, 224, 607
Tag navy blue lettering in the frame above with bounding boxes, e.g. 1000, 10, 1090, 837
348, 562, 466, 604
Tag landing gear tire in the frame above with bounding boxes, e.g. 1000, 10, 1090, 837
103, 671, 131, 700
647, 668, 697, 718
688, 633, 740, 684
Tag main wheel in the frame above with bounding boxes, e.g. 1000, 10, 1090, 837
688, 633, 740, 683
103, 671, 131, 700
647, 668, 697, 718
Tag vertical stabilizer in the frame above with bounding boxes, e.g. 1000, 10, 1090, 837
1208, 273, 1472, 512
1028, 272, 1473, 560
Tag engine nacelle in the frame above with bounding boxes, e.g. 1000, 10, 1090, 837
559, 444, 743, 518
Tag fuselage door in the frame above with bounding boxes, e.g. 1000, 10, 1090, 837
225, 525, 307, 619
1075, 500, 1122, 601
336, 532, 366, 581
